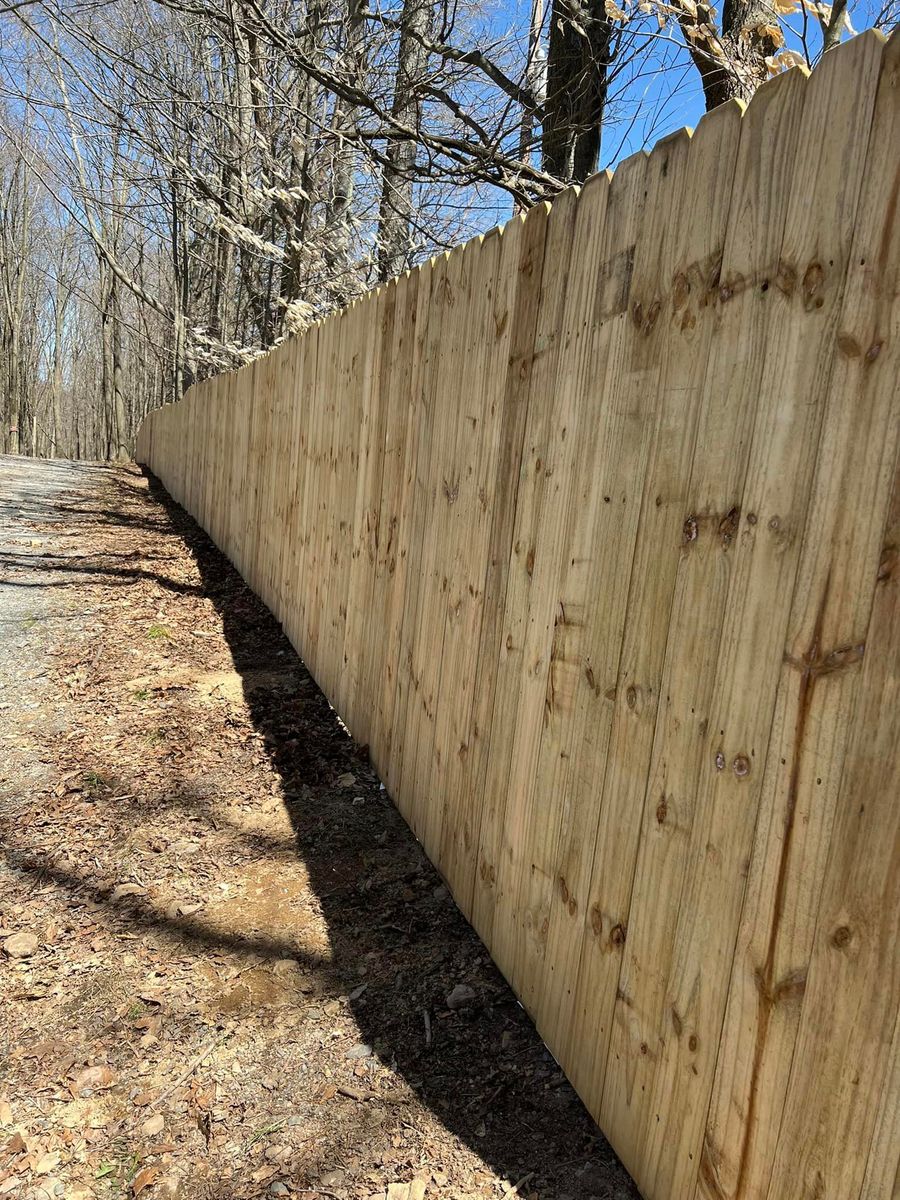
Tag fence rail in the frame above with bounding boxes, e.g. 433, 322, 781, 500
137, 31, 900, 1200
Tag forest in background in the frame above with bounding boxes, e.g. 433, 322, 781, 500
0, 0, 896, 461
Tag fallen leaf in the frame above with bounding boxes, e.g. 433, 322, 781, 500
111, 884, 145, 903
71, 1066, 117, 1096
34, 1151, 61, 1175
133, 1165, 159, 1195
141, 1114, 165, 1138
4, 1133, 25, 1156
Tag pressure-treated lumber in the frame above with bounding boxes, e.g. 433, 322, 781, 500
136, 33, 899, 1200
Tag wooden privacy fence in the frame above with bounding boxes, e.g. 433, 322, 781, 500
137, 32, 900, 1200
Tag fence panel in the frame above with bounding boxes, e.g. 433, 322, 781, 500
135, 33, 900, 1200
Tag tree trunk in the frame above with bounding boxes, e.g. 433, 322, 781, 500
377, 0, 432, 282
680, 0, 780, 109
325, 0, 366, 305
6, 327, 21, 455
541, 0, 612, 182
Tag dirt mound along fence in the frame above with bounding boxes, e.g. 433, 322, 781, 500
137, 32, 900, 1200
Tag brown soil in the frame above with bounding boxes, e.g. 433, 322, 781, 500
0, 461, 638, 1200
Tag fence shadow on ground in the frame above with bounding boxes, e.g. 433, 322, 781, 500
136, 469, 638, 1199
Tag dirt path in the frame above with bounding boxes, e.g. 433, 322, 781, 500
0, 459, 638, 1200
0, 457, 119, 818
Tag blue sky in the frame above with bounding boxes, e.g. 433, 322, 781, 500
486, 0, 883, 170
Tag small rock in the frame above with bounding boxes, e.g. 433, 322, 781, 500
445, 984, 476, 1011
3, 932, 38, 958
268, 1185, 289, 1197
346, 1042, 372, 1060
141, 1114, 165, 1137
432, 885, 448, 901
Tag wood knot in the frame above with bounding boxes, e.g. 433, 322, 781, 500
732, 754, 751, 779
802, 261, 826, 310
718, 506, 740, 548
831, 924, 852, 950
837, 332, 861, 358
634, 298, 661, 335
878, 543, 898, 585
775, 261, 796, 296
672, 272, 690, 311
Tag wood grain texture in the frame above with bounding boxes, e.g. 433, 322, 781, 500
136, 35, 900, 1200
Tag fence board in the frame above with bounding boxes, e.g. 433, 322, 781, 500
136, 36, 899, 1200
